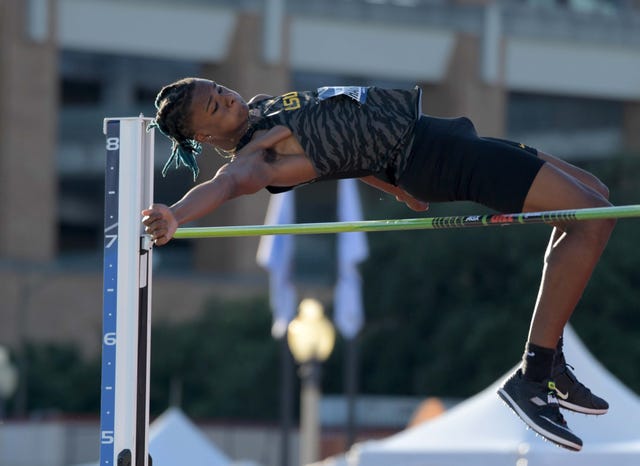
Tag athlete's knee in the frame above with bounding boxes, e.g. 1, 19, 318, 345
584, 173, 610, 200
585, 192, 615, 237
566, 215, 616, 247
558, 192, 615, 245
596, 180, 610, 200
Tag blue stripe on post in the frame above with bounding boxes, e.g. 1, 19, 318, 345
100, 120, 120, 466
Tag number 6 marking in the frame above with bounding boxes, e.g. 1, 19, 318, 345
103, 332, 116, 346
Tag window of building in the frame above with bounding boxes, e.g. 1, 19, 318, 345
507, 93, 624, 159
61, 78, 102, 106
57, 51, 199, 267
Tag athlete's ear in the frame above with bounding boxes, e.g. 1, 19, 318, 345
193, 132, 208, 144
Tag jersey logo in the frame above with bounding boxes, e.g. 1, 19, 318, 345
282, 92, 301, 111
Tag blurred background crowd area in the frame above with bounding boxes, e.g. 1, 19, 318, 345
0, 0, 639, 464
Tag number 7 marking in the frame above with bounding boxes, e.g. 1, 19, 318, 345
105, 223, 118, 248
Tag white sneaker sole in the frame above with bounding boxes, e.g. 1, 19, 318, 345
498, 388, 583, 452
557, 398, 608, 415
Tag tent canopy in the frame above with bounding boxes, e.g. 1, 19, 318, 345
149, 407, 231, 466
319, 327, 640, 466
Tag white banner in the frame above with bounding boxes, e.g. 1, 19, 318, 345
334, 179, 369, 339
256, 191, 297, 339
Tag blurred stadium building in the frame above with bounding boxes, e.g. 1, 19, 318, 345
0, 0, 639, 398
1, 1, 639, 464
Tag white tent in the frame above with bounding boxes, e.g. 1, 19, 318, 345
148, 407, 232, 466
78, 407, 233, 466
316, 326, 640, 466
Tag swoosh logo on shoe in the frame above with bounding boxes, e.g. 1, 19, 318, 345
555, 388, 569, 400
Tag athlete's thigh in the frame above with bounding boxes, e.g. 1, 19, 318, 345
522, 162, 610, 214
536, 151, 609, 199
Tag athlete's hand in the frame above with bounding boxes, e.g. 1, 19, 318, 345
395, 192, 429, 212
142, 204, 179, 246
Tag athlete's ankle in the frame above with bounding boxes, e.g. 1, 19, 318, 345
554, 335, 566, 368
521, 342, 555, 382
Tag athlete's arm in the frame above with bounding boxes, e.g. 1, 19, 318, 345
143, 126, 317, 245
360, 175, 429, 212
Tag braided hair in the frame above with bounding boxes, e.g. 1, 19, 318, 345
148, 77, 203, 179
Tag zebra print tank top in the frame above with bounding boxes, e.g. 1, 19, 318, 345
237, 86, 422, 191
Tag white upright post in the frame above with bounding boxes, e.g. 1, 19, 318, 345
100, 117, 155, 466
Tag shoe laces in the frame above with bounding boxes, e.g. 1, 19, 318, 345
557, 363, 593, 396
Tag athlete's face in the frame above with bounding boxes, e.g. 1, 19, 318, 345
189, 79, 248, 149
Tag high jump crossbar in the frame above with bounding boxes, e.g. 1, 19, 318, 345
99, 117, 640, 466
174, 204, 640, 238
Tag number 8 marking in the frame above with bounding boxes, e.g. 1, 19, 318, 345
106, 137, 120, 151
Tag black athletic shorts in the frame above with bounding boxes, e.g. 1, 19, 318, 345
398, 115, 545, 213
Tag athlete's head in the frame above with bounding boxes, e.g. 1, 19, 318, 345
151, 77, 248, 178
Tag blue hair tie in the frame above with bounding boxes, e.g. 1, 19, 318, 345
162, 140, 203, 179
148, 120, 202, 180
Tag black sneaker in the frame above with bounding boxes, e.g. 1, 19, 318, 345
553, 362, 609, 415
498, 369, 583, 451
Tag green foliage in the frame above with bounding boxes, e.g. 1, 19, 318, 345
149, 296, 282, 419
356, 200, 547, 397
19, 343, 100, 415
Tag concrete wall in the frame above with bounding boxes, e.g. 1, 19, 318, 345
54, 1, 640, 101
0, 418, 302, 466
0, 0, 58, 262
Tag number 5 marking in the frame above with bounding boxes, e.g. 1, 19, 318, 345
101, 430, 114, 444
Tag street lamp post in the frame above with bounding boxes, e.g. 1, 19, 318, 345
287, 299, 335, 466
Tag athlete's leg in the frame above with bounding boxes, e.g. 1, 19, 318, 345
537, 150, 609, 199
527, 152, 612, 415
536, 150, 610, 301
498, 158, 614, 450
522, 161, 615, 349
